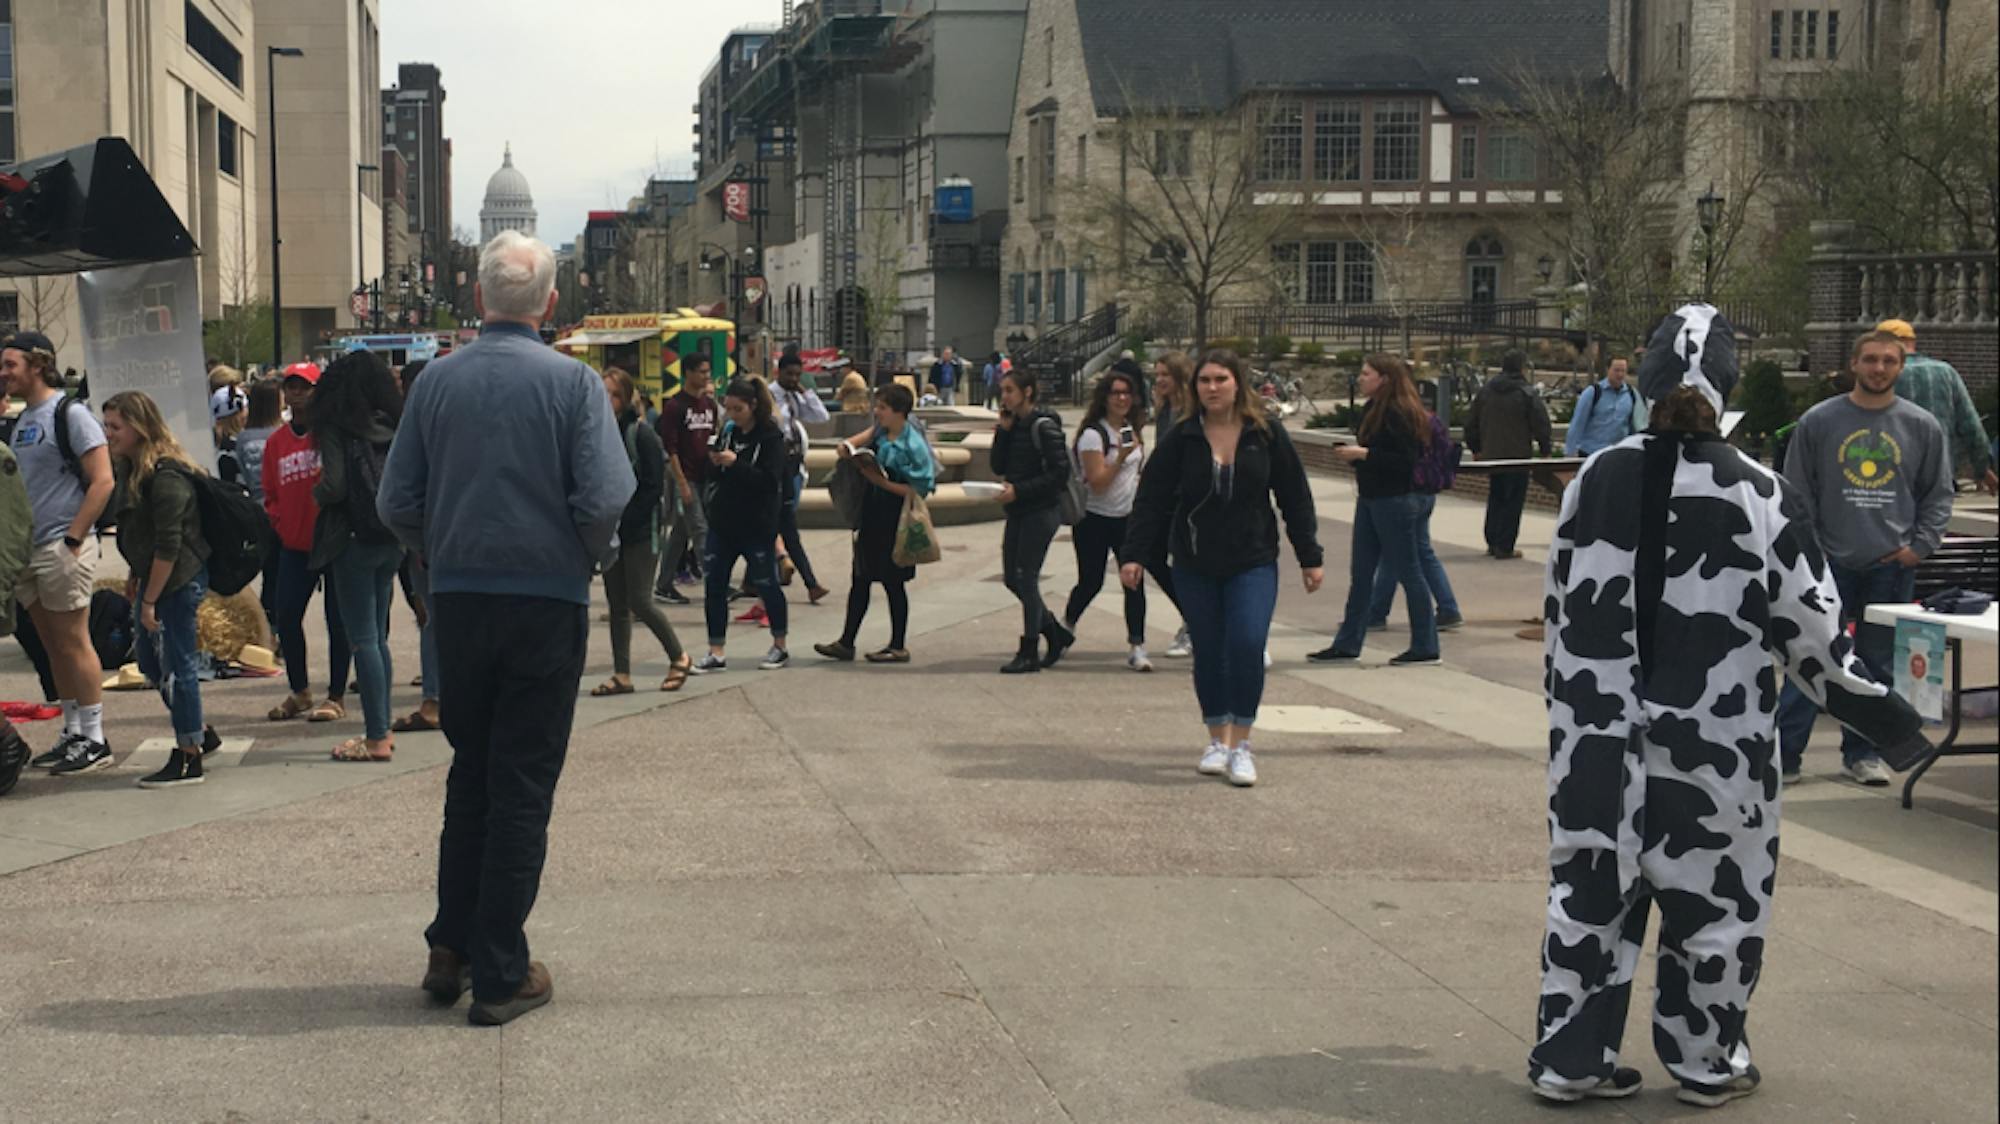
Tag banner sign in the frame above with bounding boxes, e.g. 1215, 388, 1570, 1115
77, 257, 214, 469
1894, 617, 1947, 723
742, 275, 767, 307
723, 181, 751, 223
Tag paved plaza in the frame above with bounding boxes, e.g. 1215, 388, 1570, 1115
2, 474, 1994, 1123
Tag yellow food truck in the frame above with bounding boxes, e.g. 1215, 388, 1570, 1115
553, 311, 734, 400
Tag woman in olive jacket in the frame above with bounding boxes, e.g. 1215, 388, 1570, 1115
989, 369, 1075, 673
102, 391, 219, 788
1122, 350, 1324, 788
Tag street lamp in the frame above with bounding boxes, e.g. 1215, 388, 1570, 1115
1536, 253, 1555, 285
1696, 183, 1724, 303
267, 45, 305, 371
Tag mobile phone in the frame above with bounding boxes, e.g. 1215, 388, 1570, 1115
1118, 424, 1136, 445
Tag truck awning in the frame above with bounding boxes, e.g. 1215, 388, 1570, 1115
553, 328, 657, 347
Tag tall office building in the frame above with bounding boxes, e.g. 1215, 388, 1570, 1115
382, 62, 451, 271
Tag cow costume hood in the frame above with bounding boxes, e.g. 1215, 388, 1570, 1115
1638, 303, 1738, 414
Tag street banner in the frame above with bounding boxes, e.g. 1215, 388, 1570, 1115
743, 275, 767, 307
795, 347, 842, 372
77, 257, 215, 469
724, 181, 751, 223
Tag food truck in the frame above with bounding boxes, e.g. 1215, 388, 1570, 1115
317, 332, 442, 370
553, 311, 734, 400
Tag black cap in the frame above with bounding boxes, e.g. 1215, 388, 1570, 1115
3, 330, 56, 358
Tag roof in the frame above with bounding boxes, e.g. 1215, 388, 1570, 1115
1075, 0, 1609, 116
482, 144, 533, 207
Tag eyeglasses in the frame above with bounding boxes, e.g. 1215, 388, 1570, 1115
1108, 388, 1133, 398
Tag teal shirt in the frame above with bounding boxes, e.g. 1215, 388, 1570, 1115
1895, 352, 1992, 478
872, 424, 937, 497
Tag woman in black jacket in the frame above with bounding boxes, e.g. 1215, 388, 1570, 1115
1122, 349, 1324, 787
593, 368, 690, 695
1309, 353, 1440, 667
694, 377, 790, 673
989, 369, 1075, 674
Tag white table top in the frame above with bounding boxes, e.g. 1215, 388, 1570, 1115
1863, 602, 1999, 643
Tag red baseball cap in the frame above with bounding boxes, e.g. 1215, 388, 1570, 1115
281, 361, 322, 385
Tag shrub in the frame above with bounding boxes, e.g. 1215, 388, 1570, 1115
1208, 336, 1253, 357
1257, 335, 1293, 362
1297, 341, 1326, 364
1306, 411, 1343, 429
1332, 348, 1366, 370
1738, 358, 1793, 439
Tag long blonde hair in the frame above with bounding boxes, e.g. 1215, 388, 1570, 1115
103, 390, 202, 490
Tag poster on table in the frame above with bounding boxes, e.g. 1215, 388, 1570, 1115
1893, 617, 1947, 723
76, 257, 216, 471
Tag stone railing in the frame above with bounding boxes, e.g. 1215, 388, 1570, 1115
1852, 253, 1997, 329
1807, 222, 1999, 399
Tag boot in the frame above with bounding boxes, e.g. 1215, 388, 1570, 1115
1000, 635, 1041, 675
1040, 617, 1077, 668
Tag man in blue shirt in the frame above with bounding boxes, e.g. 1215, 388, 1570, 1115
1562, 357, 1639, 457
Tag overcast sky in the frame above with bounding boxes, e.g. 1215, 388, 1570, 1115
381, 0, 785, 250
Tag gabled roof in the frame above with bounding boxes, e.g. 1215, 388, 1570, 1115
1076, 0, 1609, 116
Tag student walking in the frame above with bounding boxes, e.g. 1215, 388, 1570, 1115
592, 368, 690, 695
654, 354, 718, 604
311, 351, 404, 762
261, 363, 351, 725
693, 378, 791, 673
1123, 349, 1323, 787
1367, 402, 1462, 634
814, 383, 937, 663
990, 370, 1074, 673
1058, 361, 1155, 671
772, 352, 832, 605
1311, 354, 1443, 666
1561, 357, 1639, 457
1150, 352, 1195, 658
1465, 349, 1551, 558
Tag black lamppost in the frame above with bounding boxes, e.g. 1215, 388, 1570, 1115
1696, 183, 1724, 304
1536, 253, 1555, 286
267, 45, 304, 370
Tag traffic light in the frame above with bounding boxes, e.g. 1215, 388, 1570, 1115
0, 137, 196, 277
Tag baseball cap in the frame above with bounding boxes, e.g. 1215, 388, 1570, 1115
1874, 318, 1916, 341
2, 330, 56, 358
210, 384, 247, 421
281, 361, 322, 385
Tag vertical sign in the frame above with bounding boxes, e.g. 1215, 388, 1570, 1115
723, 181, 751, 223
1894, 617, 1948, 723
76, 257, 216, 469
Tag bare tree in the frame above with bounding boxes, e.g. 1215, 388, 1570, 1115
203, 243, 272, 370
17, 276, 73, 353
1342, 194, 1460, 355
856, 181, 905, 375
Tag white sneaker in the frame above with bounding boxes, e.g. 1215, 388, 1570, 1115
1198, 742, 1230, 775
1166, 628, 1193, 658
1843, 757, 1892, 786
1263, 649, 1272, 670
758, 646, 790, 670
1226, 744, 1257, 787
1127, 646, 1154, 673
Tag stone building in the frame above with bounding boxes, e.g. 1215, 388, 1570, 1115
478, 144, 537, 243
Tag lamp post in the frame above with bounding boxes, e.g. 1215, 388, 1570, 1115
1696, 183, 1724, 304
267, 45, 304, 371
355, 162, 378, 305
1536, 253, 1555, 285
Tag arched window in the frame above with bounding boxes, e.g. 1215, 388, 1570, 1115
1050, 243, 1068, 325
1465, 235, 1505, 307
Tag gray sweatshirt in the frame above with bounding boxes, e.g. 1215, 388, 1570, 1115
377, 321, 635, 606
1782, 394, 1952, 568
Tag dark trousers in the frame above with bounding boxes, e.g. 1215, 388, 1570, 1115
1484, 471, 1530, 556
1777, 560, 1916, 770
703, 528, 787, 646
840, 574, 910, 650
1063, 512, 1146, 645
425, 592, 589, 1003
778, 475, 820, 590
1002, 504, 1063, 637
12, 611, 58, 703
275, 547, 349, 699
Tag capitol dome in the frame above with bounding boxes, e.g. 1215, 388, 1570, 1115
479, 143, 538, 242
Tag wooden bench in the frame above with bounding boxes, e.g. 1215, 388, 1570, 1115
1915, 536, 1999, 599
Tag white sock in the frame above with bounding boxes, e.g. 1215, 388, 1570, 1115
79, 703, 105, 744
62, 699, 79, 735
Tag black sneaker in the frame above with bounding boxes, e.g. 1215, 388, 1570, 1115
49, 739, 114, 776
1436, 612, 1465, 632
1677, 1065, 1760, 1108
137, 748, 204, 789
0, 723, 30, 797
1389, 650, 1442, 667
201, 726, 222, 756
1306, 646, 1360, 664
655, 588, 690, 606
31, 734, 80, 770
690, 654, 727, 675
1366, 618, 1388, 632
1533, 1066, 1643, 1103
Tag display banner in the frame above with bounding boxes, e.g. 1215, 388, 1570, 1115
77, 257, 215, 468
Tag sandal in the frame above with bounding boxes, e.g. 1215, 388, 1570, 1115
591, 678, 635, 697
307, 698, 346, 723
661, 655, 693, 693
330, 737, 392, 762
268, 691, 314, 721
391, 711, 440, 732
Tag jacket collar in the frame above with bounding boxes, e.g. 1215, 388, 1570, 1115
479, 320, 543, 342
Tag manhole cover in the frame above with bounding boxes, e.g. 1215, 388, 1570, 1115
1255, 706, 1400, 736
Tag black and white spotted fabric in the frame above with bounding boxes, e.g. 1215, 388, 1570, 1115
1529, 429, 1921, 1097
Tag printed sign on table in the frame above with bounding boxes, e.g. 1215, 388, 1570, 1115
1893, 617, 1947, 723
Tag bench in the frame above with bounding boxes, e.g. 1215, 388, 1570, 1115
1914, 536, 1999, 599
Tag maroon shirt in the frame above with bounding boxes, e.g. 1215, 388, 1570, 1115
658, 390, 718, 482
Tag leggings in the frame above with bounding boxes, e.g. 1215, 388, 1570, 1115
1001, 504, 1063, 637
839, 576, 909, 650
275, 547, 349, 699
605, 542, 684, 674
1063, 512, 1145, 645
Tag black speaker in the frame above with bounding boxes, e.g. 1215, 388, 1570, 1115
0, 136, 196, 278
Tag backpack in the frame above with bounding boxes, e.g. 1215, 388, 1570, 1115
154, 463, 274, 597
1036, 416, 1089, 525
1411, 412, 1461, 494
1572, 382, 1633, 449
342, 434, 398, 547
51, 396, 117, 533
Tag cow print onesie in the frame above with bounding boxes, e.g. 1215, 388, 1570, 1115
1529, 428, 1921, 1096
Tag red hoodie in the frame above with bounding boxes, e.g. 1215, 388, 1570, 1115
262, 423, 325, 552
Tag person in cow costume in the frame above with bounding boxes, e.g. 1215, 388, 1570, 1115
1528, 305, 1927, 1108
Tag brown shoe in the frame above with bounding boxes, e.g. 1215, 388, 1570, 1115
422, 947, 470, 1005
468, 960, 553, 1026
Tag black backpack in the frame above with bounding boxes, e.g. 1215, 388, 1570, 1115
154, 463, 273, 597
342, 434, 399, 546
51, 396, 117, 533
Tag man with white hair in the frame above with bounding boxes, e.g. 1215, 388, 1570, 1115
378, 231, 636, 1026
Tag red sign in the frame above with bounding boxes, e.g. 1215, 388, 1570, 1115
349, 288, 370, 320
795, 348, 842, 373
742, 275, 767, 306
723, 181, 751, 223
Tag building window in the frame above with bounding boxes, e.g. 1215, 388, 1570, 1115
184, 2, 243, 89
1257, 101, 1304, 182
1677, 22, 1687, 69
1271, 243, 1301, 301
1770, 11, 1784, 58
1827, 10, 1840, 58
1153, 130, 1192, 177
1049, 270, 1066, 324
1014, 157, 1025, 203
1076, 135, 1087, 181
1371, 99, 1422, 183
1293, 241, 1375, 304
1073, 267, 1087, 319
217, 111, 238, 176
1342, 242, 1376, 304
0, 293, 18, 335
1805, 10, 1819, 57
0, 0, 14, 165
1044, 27, 1054, 86
1027, 271, 1042, 324
1790, 10, 1805, 58
1487, 129, 1537, 182
1465, 236, 1505, 304
1314, 100, 1362, 183
1010, 271, 1025, 324
1455, 125, 1478, 181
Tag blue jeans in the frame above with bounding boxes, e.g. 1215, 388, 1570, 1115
1368, 492, 1459, 623
329, 541, 404, 740
704, 528, 787, 647
411, 555, 440, 704
135, 568, 207, 749
1777, 560, 1915, 770
1334, 494, 1438, 657
778, 474, 820, 591
1174, 562, 1278, 727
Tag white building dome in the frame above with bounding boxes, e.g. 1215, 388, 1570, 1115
479, 143, 538, 242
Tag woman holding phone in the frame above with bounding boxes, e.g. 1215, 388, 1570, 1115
1058, 361, 1156, 671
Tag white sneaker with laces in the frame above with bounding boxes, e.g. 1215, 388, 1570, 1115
1263, 649, 1272, 670
758, 646, 790, 670
1198, 742, 1230, 775
1226, 744, 1257, 787
1843, 757, 1892, 786
1166, 628, 1193, 658
1127, 646, 1154, 673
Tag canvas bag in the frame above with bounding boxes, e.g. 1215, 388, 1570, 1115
892, 492, 942, 566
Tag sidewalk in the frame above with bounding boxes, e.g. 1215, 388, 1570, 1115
0, 490, 1993, 1122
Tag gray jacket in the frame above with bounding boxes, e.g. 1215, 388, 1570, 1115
377, 321, 635, 607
